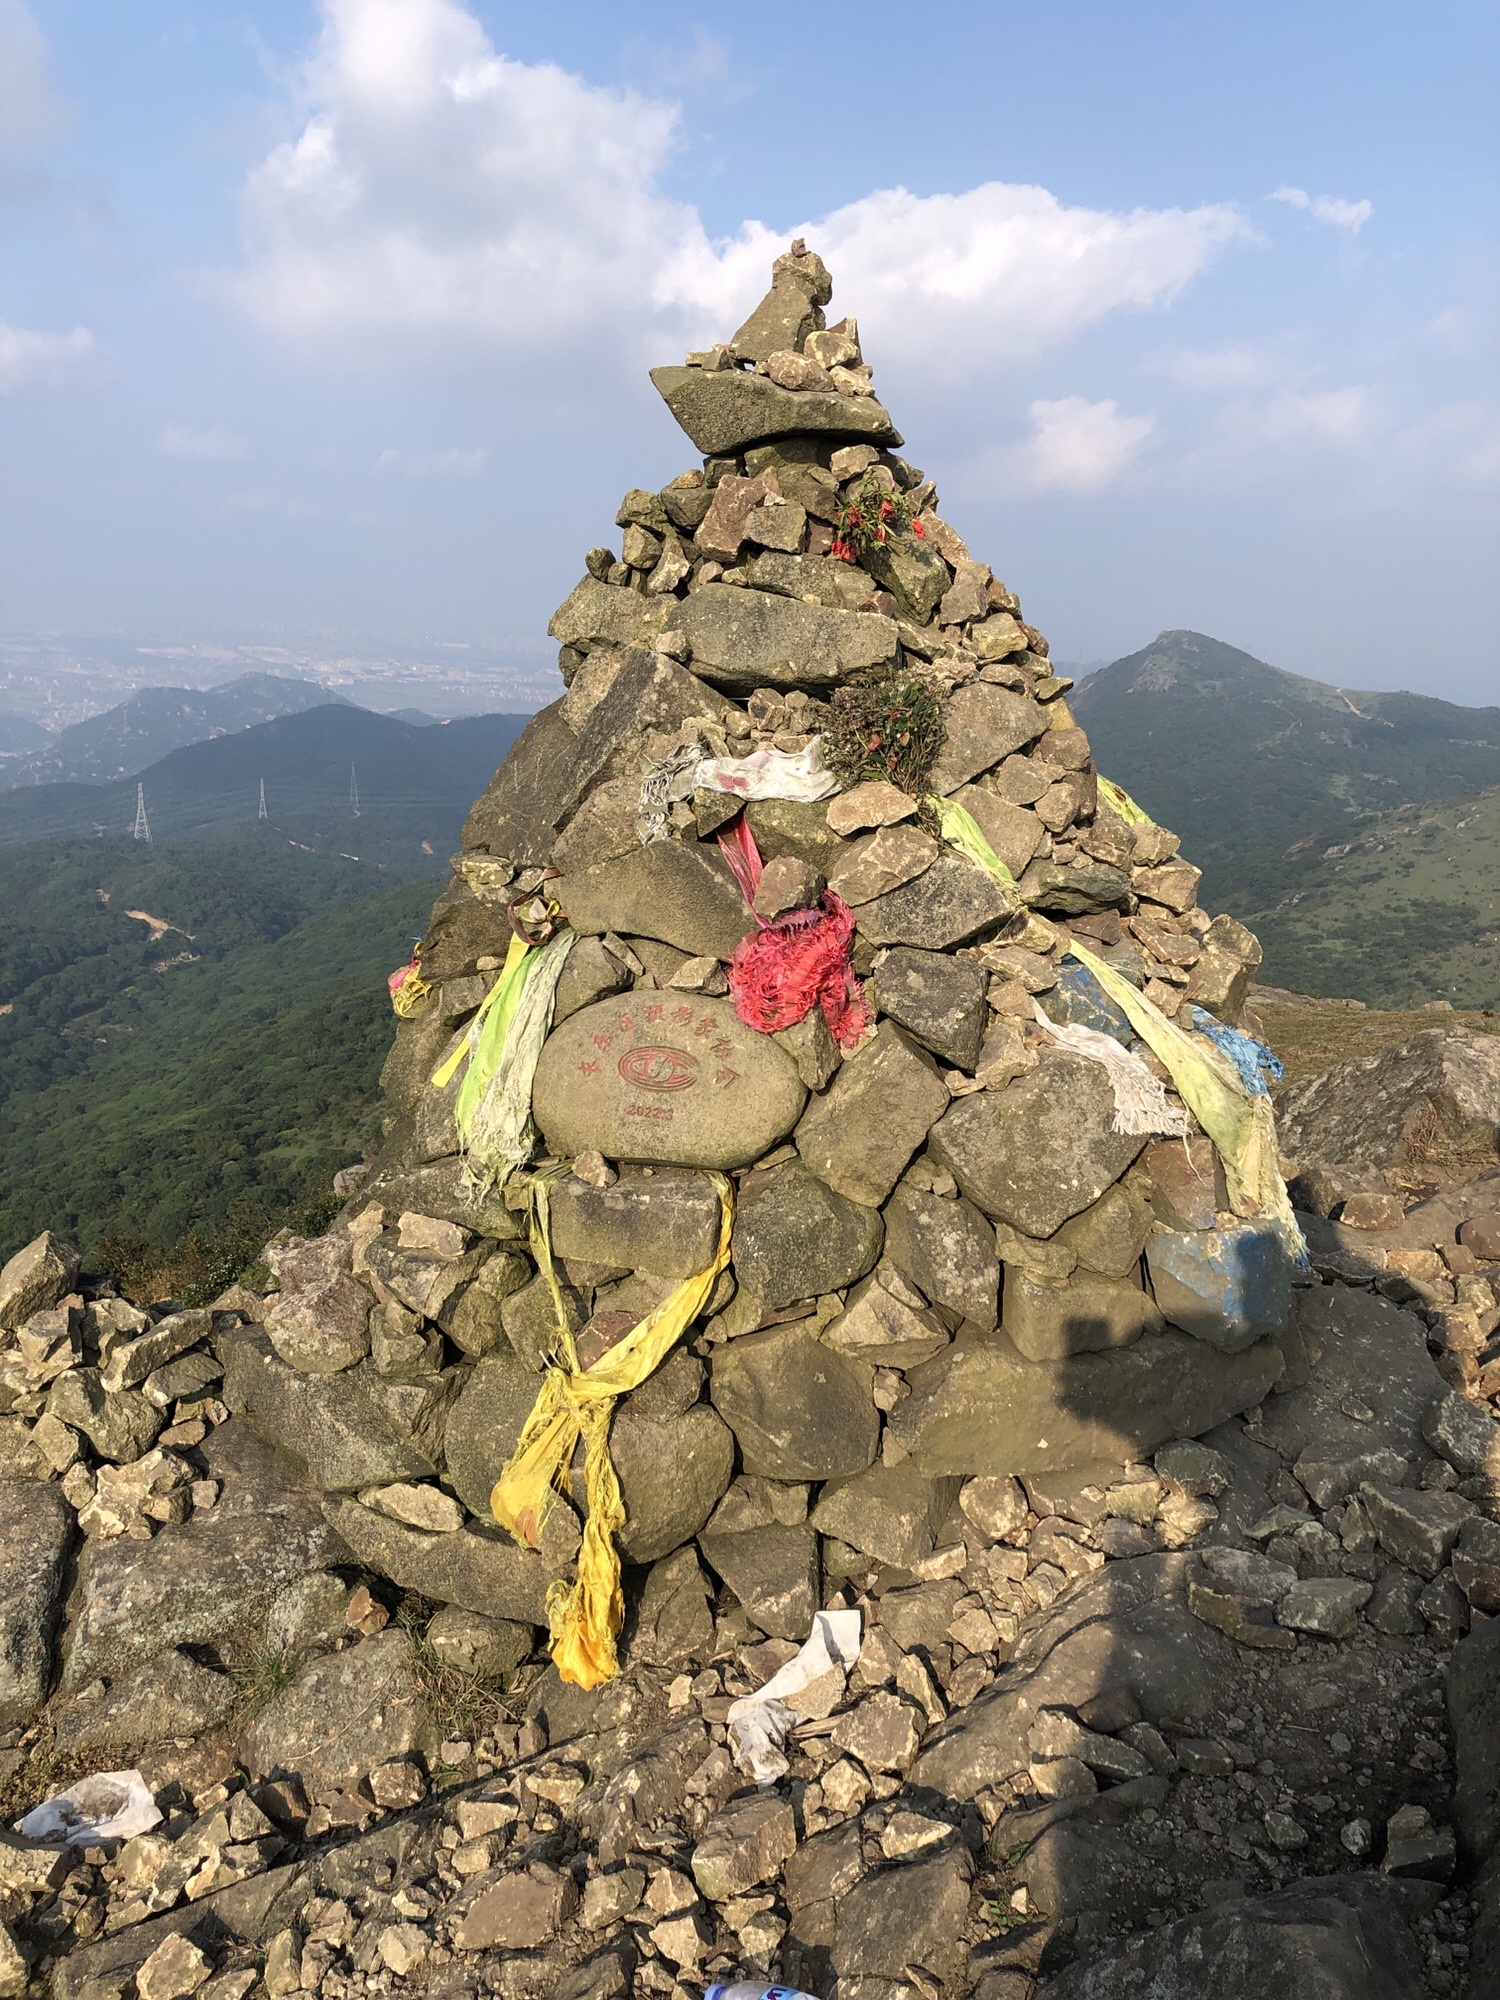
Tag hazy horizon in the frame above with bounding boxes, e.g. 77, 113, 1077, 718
2, 1, 1495, 705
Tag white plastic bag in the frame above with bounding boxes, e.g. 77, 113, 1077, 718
726, 1608, 863, 1784
17, 1770, 161, 1847
695, 740, 840, 803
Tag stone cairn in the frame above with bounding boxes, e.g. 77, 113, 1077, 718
359, 237, 1287, 1665
4, 244, 1500, 2000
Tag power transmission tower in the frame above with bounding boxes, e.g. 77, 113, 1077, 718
258, 778, 268, 821
132, 783, 152, 844
348, 763, 361, 815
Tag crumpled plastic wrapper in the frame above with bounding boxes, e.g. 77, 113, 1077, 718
16, 1770, 161, 1847
726, 1608, 863, 1784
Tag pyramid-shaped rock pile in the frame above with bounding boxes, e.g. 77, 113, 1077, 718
10, 252, 1500, 2000
344, 242, 1290, 1650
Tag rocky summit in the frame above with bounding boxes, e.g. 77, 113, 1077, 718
1, 244, 1499, 2000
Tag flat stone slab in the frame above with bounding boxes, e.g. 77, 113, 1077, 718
557, 840, 756, 962
666, 585, 899, 693
549, 1167, 724, 1278
547, 574, 673, 651
533, 994, 805, 1169
325, 1498, 559, 1625
64, 1492, 346, 1689
651, 365, 900, 456
888, 1327, 1284, 1478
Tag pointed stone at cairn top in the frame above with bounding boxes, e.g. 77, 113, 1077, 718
729, 237, 834, 362
651, 244, 900, 457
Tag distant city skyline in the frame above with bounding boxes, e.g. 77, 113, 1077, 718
1, 1, 1496, 704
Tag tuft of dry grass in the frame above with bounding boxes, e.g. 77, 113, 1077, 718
395, 1607, 541, 1751
231, 1647, 298, 1720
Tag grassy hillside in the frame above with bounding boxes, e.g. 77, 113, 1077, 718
1073, 630, 1500, 911
1245, 785, 1500, 1011
1252, 986, 1500, 1092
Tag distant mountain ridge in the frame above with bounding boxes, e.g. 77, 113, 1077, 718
0, 703, 530, 856
1073, 630, 1500, 911
0, 671, 350, 789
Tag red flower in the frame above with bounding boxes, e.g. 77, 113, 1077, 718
880, 497, 895, 517
912, 518, 926, 539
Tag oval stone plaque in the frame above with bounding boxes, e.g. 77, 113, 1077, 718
532, 994, 807, 1169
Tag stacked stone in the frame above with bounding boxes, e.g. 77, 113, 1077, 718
354, 245, 1285, 1648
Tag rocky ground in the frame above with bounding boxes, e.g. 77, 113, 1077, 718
0, 1119, 1498, 2000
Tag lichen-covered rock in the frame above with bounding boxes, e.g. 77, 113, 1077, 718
0, 1231, 78, 1331
882, 1185, 999, 1330
697, 1521, 820, 1638
240, 1630, 435, 1799
1278, 1026, 1500, 1170
810, 1462, 960, 1569
0, 1483, 71, 1724
730, 1160, 884, 1307
795, 1023, 950, 1208
927, 1050, 1148, 1236
556, 842, 755, 962
710, 1321, 880, 1480
868, 946, 987, 1070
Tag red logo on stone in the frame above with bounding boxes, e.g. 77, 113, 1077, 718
617, 1045, 700, 1093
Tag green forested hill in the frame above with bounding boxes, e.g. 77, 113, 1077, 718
0, 704, 528, 848
0, 705, 531, 1297
0, 830, 437, 1294
1073, 630, 1500, 912
0, 671, 345, 789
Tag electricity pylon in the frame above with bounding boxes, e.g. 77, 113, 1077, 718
132, 783, 151, 844
258, 778, 268, 821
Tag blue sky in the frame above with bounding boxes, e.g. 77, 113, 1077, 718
1, 0, 1496, 699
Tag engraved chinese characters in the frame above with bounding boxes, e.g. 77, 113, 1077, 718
531, 995, 807, 1169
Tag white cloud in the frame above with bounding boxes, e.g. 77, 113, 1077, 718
0, 0, 67, 156
376, 445, 486, 474
1007, 396, 1155, 493
1252, 385, 1378, 447
1159, 343, 1284, 392
1396, 403, 1500, 486
0, 321, 95, 392
1269, 186, 1373, 234
156, 422, 250, 462
216, 0, 1248, 373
